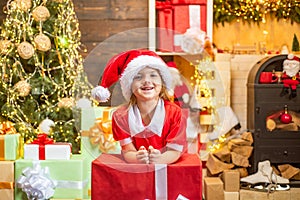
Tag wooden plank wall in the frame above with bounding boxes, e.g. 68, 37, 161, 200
0, 0, 149, 86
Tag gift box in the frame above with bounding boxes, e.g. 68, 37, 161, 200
156, 0, 207, 52
0, 161, 14, 200
0, 133, 21, 161
24, 143, 72, 160
92, 153, 202, 200
14, 155, 89, 200
204, 177, 224, 200
81, 107, 120, 199
221, 170, 240, 192
80, 107, 120, 160
23, 133, 72, 160
224, 191, 239, 200
170, 0, 207, 4
156, 1, 175, 52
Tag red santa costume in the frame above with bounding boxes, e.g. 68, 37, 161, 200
280, 54, 300, 99
91, 49, 187, 154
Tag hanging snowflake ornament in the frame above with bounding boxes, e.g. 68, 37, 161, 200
32, 6, 50, 22
14, 0, 32, 11
58, 97, 74, 108
0, 40, 11, 54
39, 118, 55, 134
14, 80, 31, 97
17, 41, 34, 59
34, 33, 51, 52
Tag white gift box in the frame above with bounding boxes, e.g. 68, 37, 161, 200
24, 143, 71, 160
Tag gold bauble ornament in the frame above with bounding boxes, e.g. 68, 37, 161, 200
14, 80, 31, 97
17, 41, 34, 59
32, 6, 50, 22
58, 97, 74, 108
34, 33, 51, 52
0, 40, 11, 54
14, 0, 32, 11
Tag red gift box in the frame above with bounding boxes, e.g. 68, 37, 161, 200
170, 0, 207, 5
173, 4, 207, 52
156, 1, 175, 52
156, 0, 207, 52
92, 153, 202, 200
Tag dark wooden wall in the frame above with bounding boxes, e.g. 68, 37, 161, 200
0, 0, 149, 86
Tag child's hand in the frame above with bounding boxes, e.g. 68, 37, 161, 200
136, 146, 149, 164
148, 146, 161, 164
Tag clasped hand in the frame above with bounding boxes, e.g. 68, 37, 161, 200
136, 146, 161, 164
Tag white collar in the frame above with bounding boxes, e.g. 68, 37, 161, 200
128, 99, 165, 137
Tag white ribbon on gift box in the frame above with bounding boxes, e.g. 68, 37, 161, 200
155, 164, 168, 200
189, 5, 201, 28
17, 161, 88, 199
179, 5, 206, 54
155, 164, 190, 200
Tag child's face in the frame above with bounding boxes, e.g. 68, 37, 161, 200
131, 67, 162, 101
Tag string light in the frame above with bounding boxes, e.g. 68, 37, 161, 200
0, 0, 93, 153
214, 0, 300, 25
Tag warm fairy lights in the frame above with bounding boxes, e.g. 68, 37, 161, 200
214, 0, 300, 25
0, 0, 92, 153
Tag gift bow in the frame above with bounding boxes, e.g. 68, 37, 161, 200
82, 109, 117, 153
31, 133, 54, 160
89, 117, 117, 153
0, 121, 17, 135
16, 162, 56, 200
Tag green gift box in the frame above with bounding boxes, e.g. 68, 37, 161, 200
80, 107, 121, 161
14, 155, 89, 199
0, 134, 21, 161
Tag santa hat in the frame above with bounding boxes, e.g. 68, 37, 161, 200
91, 49, 172, 102
285, 54, 300, 63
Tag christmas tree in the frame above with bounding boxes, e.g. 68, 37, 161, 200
0, 0, 92, 153
292, 33, 300, 52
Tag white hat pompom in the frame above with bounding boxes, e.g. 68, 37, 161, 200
91, 86, 111, 102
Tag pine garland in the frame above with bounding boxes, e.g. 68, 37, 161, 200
214, 0, 300, 26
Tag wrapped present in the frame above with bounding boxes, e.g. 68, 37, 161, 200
0, 161, 14, 200
0, 121, 21, 160
81, 107, 120, 199
173, 4, 207, 52
81, 107, 120, 160
24, 133, 72, 160
15, 155, 89, 199
156, 1, 175, 52
156, 0, 207, 52
92, 153, 202, 200
170, 0, 207, 4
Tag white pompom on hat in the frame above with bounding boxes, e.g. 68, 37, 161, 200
287, 53, 300, 62
91, 49, 172, 102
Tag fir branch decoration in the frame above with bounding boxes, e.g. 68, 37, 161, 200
214, 0, 300, 26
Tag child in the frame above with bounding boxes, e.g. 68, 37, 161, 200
91, 49, 187, 164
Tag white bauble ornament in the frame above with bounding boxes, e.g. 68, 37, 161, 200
39, 118, 55, 134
